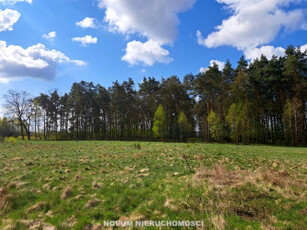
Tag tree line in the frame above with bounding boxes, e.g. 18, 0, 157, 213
1, 45, 306, 146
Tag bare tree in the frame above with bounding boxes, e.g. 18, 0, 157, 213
3, 90, 32, 140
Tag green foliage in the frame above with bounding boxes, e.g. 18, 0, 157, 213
282, 97, 304, 145
238, 101, 256, 144
282, 99, 294, 135
207, 110, 225, 142
231, 70, 248, 102
226, 101, 255, 144
7, 136, 17, 144
0, 117, 19, 138
178, 112, 192, 141
152, 105, 167, 140
226, 103, 242, 143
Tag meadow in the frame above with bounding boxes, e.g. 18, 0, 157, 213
0, 141, 306, 229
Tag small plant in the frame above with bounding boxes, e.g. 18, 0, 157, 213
7, 137, 17, 144
133, 143, 141, 149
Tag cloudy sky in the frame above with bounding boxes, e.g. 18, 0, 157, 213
0, 0, 306, 105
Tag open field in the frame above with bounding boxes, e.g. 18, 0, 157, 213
0, 141, 306, 229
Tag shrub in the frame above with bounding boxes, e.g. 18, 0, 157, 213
7, 137, 17, 144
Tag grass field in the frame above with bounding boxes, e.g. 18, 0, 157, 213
0, 141, 306, 229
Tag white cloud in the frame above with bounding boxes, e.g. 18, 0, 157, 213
244, 43, 307, 60
210, 60, 225, 71
199, 67, 208, 73
301, 43, 307, 53
245, 46, 286, 60
0, 108, 3, 117
197, 0, 305, 59
0, 40, 86, 82
122, 40, 173, 66
0, 9, 20, 32
0, 106, 5, 118
76, 17, 97, 29
196, 30, 206, 46
99, 0, 196, 44
72, 35, 97, 46
0, 0, 31, 4
200, 60, 225, 73
42, 31, 56, 43
0, 77, 14, 83
99, 0, 196, 66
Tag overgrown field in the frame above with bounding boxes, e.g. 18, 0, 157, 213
0, 141, 306, 229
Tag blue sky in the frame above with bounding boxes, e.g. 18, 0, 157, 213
0, 0, 306, 108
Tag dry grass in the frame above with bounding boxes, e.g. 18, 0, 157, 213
193, 163, 306, 194
193, 164, 247, 187
27, 202, 48, 213
84, 199, 99, 209
15, 219, 56, 230
0, 187, 8, 211
60, 186, 72, 199
12, 158, 23, 161
92, 181, 102, 189
74, 174, 81, 181
210, 214, 226, 230
164, 196, 177, 211
62, 215, 77, 228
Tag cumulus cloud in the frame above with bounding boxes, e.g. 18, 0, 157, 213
0, 41, 86, 82
202, 0, 305, 50
196, 30, 206, 46
200, 60, 225, 73
122, 40, 173, 66
76, 17, 97, 29
72, 35, 97, 46
199, 67, 208, 73
0, 0, 31, 4
301, 43, 307, 53
245, 43, 307, 60
42, 31, 56, 43
0, 9, 20, 32
245, 46, 286, 60
197, 0, 306, 60
210, 60, 225, 71
99, 0, 195, 44
99, 0, 196, 65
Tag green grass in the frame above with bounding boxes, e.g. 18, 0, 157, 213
0, 141, 306, 229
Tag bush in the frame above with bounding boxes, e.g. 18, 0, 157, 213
7, 137, 17, 144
